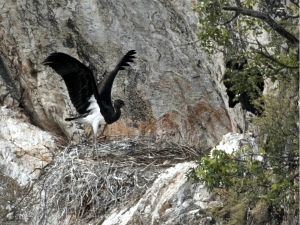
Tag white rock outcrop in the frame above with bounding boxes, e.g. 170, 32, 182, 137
102, 162, 213, 225
0, 107, 56, 186
211, 132, 263, 161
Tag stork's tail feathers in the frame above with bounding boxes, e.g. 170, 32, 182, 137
65, 113, 88, 121
65, 117, 76, 121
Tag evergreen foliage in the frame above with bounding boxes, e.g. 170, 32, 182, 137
189, 0, 299, 223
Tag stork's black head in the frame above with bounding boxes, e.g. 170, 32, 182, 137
114, 99, 125, 109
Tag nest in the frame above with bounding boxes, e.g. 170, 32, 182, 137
32, 137, 200, 224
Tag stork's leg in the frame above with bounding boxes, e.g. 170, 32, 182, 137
92, 129, 97, 158
91, 124, 99, 158
100, 124, 108, 137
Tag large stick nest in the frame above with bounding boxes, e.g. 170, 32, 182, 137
31, 137, 200, 224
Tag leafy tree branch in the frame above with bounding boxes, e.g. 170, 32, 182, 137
192, 0, 299, 223
222, 6, 299, 45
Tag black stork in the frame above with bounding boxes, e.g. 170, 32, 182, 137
43, 50, 136, 156
222, 59, 264, 132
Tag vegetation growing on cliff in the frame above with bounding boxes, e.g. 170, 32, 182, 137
189, 0, 299, 223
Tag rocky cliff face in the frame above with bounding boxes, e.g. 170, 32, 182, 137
0, 107, 56, 186
0, 0, 232, 149
0, 0, 242, 224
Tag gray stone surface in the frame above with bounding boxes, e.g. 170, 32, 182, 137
0, 0, 232, 149
0, 1, 249, 224
0, 107, 56, 186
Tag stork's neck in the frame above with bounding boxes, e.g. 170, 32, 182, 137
112, 107, 122, 123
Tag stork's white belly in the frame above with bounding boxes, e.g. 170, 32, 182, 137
80, 110, 106, 125
75, 95, 106, 126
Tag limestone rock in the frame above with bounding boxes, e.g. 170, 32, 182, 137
0, 132, 264, 224
102, 162, 216, 225
211, 132, 262, 161
0, 0, 232, 149
0, 107, 57, 185
102, 162, 194, 225
0, 0, 248, 224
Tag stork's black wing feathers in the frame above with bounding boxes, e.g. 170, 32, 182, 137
43, 52, 99, 114
97, 50, 136, 107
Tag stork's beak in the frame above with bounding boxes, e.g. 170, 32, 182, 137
122, 105, 127, 112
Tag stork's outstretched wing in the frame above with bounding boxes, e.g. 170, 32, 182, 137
97, 50, 136, 107
43, 53, 100, 114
